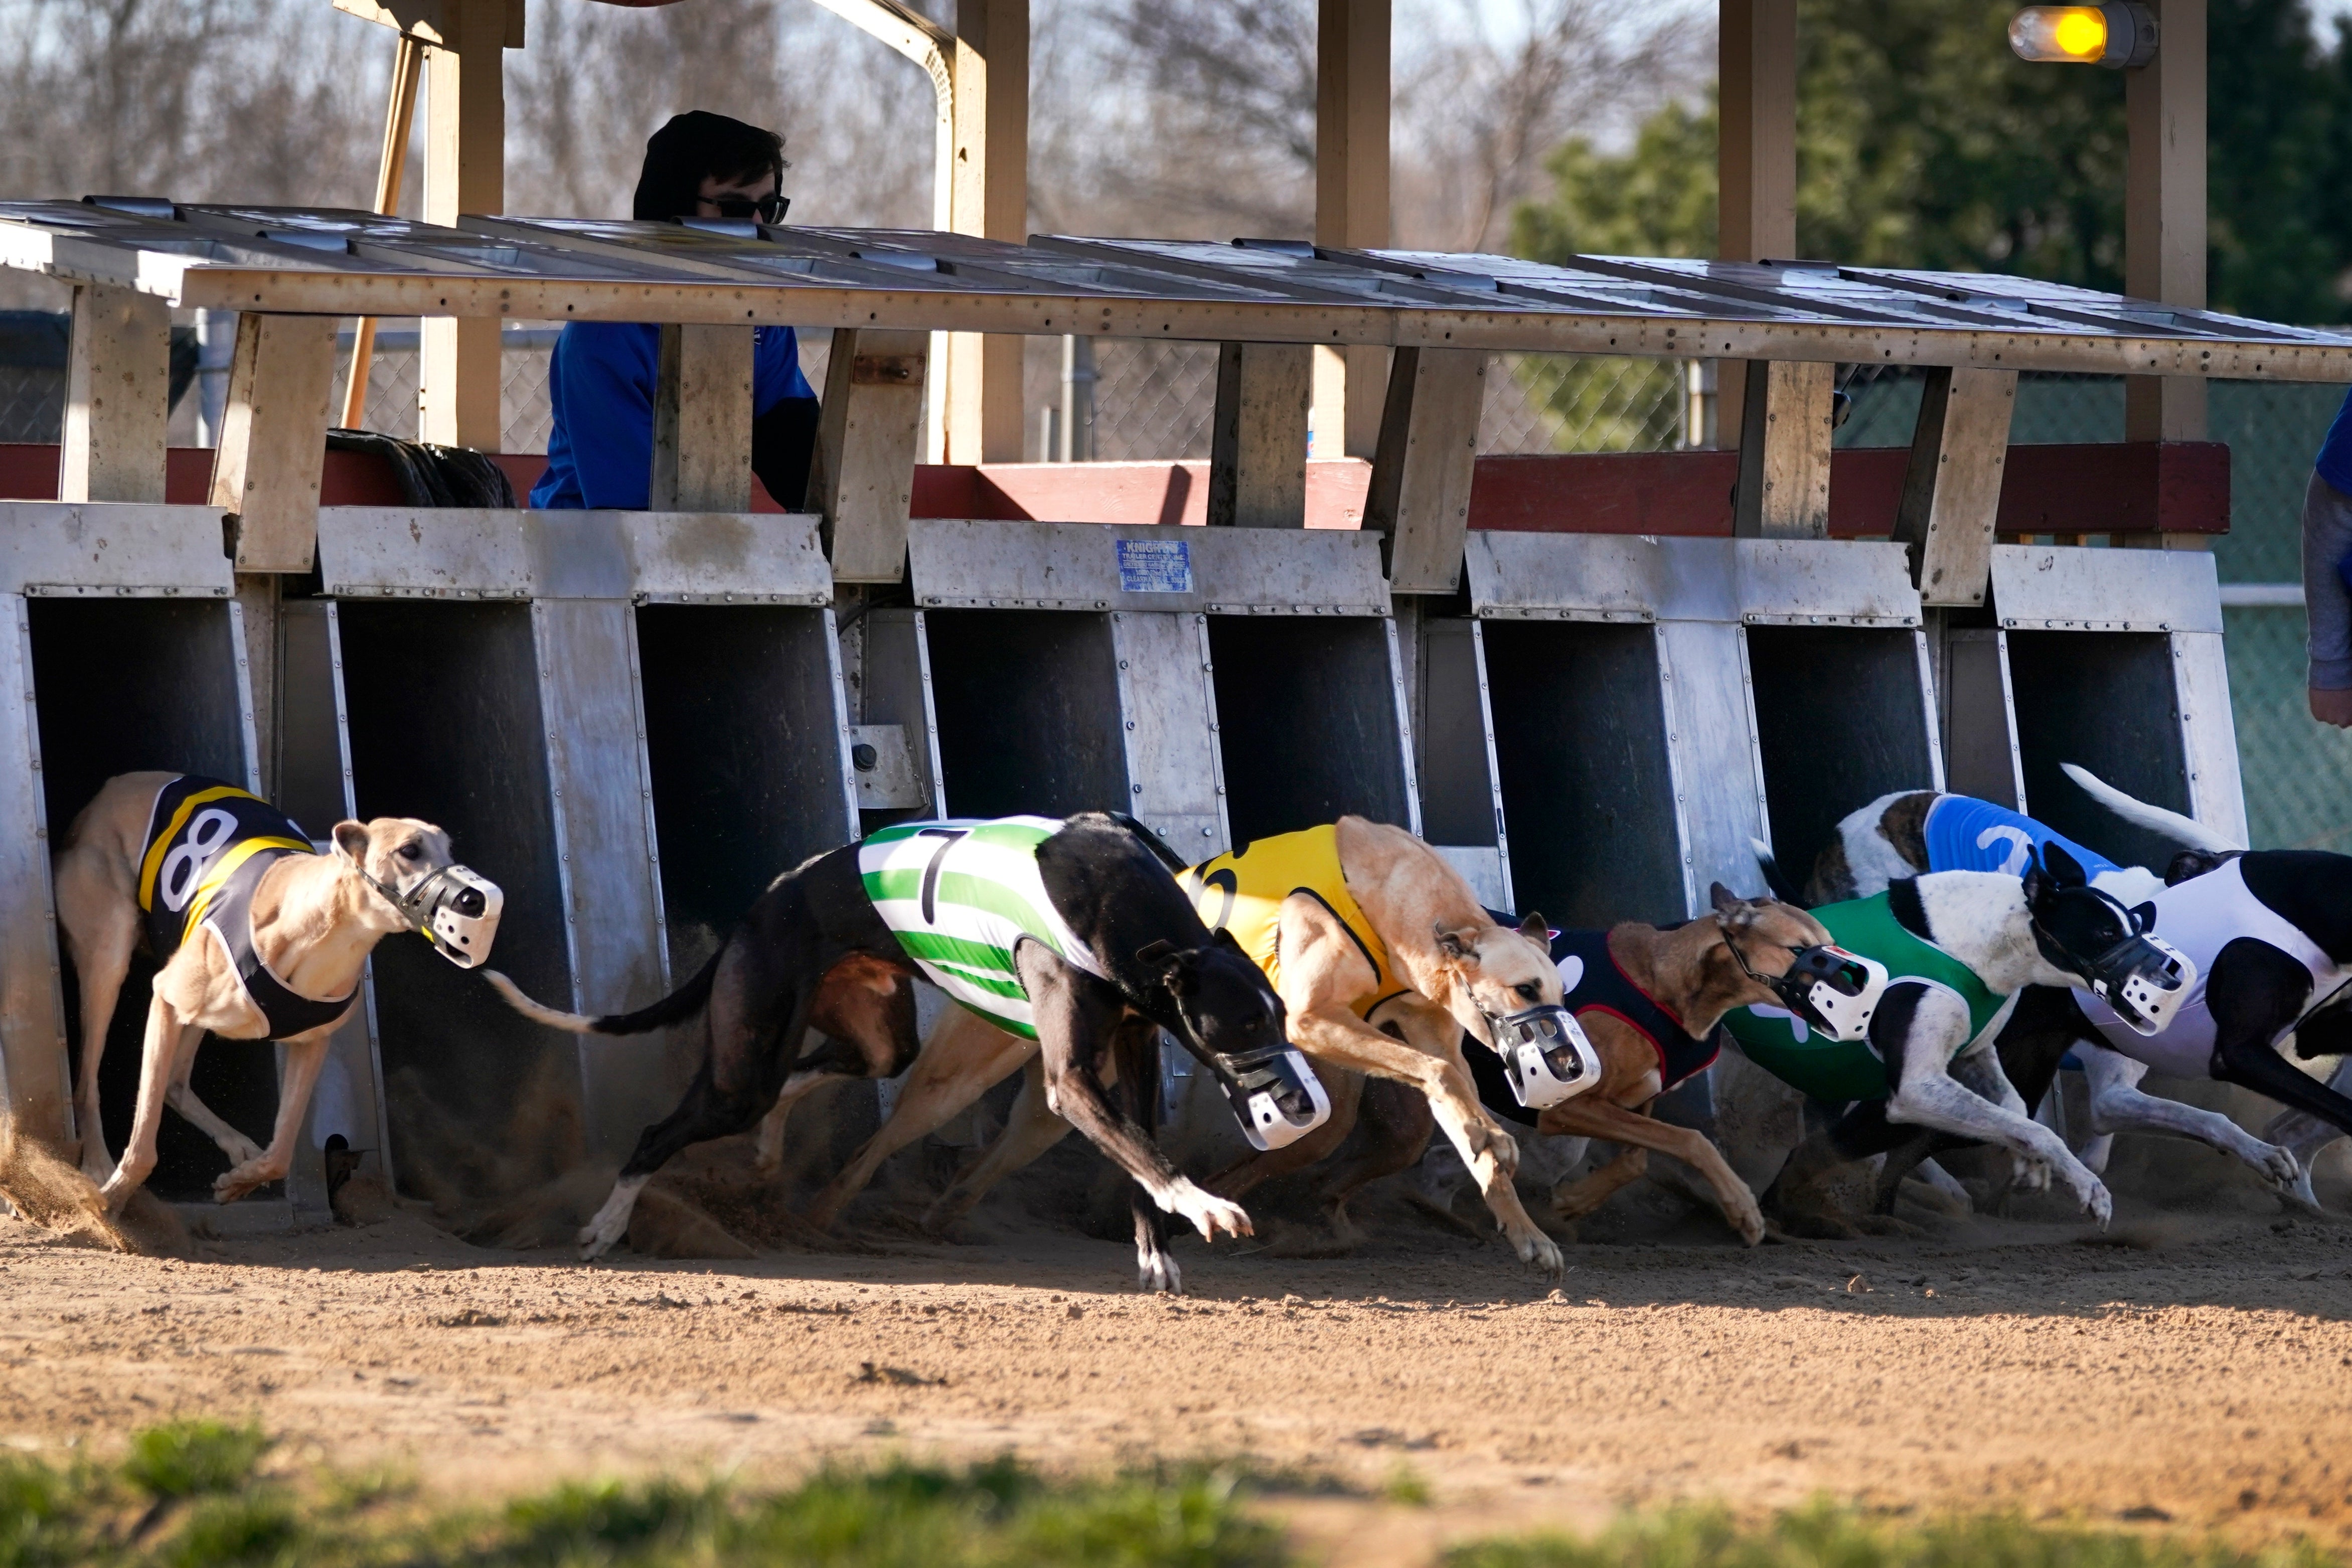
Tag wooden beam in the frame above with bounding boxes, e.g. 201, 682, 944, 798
1732, 358, 1832, 538
1367, 347, 1483, 592
61, 283, 170, 503
210, 313, 340, 572
419, 0, 509, 450
943, 0, 1026, 465
343, 32, 425, 432
651, 325, 754, 512
1313, 0, 1391, 461
812, 328, 929, 582
1207, 342, 1312, 528
1717, 0, 1797, 451
1893, 365, 2016, 605
2125, 0, 2207, 537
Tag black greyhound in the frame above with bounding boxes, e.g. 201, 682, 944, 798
487, 812, 1290, 1291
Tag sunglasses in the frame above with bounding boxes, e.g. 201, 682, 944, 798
706, 193, 789, 223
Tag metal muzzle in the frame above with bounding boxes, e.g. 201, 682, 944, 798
1212, 1044, 1332, 1152
1492, 1004, 1601, 1110
378, 863, 504, 969
1774, 944, 1890, 1044
2084, 931, 2194, 1036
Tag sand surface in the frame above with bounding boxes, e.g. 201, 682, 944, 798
5, 1145, 2350, 1561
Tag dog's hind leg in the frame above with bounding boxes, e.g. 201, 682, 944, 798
53, 849, 137, 1182
1112, 1015, 1183, 1293
215, 1032, 330, 1203
2206, 939, 2352, 1150
2077, 1040, 2303, 1199
97, 1003, 203, 1212
161, 1037, 266, 1171
808, 1006, 1037, 1229
1019, 943, 1251, 1257
1314, 1072, 1434, 1240
922, 1054, 1076, 1233
1538, 1093, 1764, 1244
2262, 1056, 2351, 1210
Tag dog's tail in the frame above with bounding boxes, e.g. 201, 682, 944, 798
2060, 762, 2244, 854
1750, 837, 1807, 906
483, 947, 723, 1037
1110, 812, 1192, 874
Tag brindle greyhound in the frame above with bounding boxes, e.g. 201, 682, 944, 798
55, 771, 479, 1212
486, 813, 1288, 1292
798, 819, 1579, 1278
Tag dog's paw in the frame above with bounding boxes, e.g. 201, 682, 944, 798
2072, 1174, 2113, 1229
1514, 1225, 1565, 1279
1136, 1246, 1184, 1295
1725, 1192, 1768, 1247
213, 1157, 285, 1205
576, 1177, 647, 1260
1166, 1182, 1253, 1243
1461, 1116, 1519, 1176
2256, 1142, 2305, 1192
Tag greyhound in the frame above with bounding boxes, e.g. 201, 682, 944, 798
1801, 772, 2352, 1209
1732, 846, 2193, 1232
484, 813, 1301, 1292
53, 771, 501, 1213
796, 818, 1585, 1278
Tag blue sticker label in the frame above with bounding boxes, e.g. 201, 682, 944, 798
1116, 538, 1193, 594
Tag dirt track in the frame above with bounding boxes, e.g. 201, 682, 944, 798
6, 1132, 2352, 1563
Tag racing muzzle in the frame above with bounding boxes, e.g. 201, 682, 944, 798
1211, 1043, 1332, 1152
2077, 928, 2194, 1036
1490, 1004, 1601, 1110
1770, 944, 1889, 1044
371, 863, 504, 969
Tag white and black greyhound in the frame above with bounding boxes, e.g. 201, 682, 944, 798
1800, 768, 2352, 1210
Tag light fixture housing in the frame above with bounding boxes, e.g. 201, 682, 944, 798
2009, 3, 2158, 67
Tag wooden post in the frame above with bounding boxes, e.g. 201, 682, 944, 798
812, 329, 929, 582
651, 325, 754, 512
1732, 359, 1832, 539
343, 32, 425, 432
61, 283, 171, 503
2125, 0, 2207, 547
1313, 0, 1390, 460
1367, 347, 1484, 591
1207, 342, 1313, 529
211, 315, 341, 572
420, 0, 512, 451
1893, 365, 2017, 605
1716, 0, 1797, 450
943, 0, 1027, 465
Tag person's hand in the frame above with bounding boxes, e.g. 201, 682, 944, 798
2310, 686, 2352, 727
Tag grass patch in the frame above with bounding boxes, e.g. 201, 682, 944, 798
1446, 1500, 2346, 1568
0, 1423, 1289, 1567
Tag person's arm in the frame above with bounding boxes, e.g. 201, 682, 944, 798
554, 325, 658, 511
749, 325, 819, 510
2303, 472, 2352, 725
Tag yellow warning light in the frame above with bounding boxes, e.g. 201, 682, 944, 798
2009, 3, 2157, 67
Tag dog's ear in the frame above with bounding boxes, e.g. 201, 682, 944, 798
1137, 939, 1200, 996
1709, 882, 1743, 916
1516, 911, 1551, 947
1432, 921, 1477, 961
331, 821, 371, 868
2040, 841, 2088, 889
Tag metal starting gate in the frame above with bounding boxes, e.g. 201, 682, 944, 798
0, 196, 2330, 1219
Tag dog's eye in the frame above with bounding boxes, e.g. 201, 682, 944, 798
397, 843, 422, 863
1514, 982, 1539, 1002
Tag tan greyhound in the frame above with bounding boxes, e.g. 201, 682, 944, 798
795, 817, 1572, 1277
53, 771, 498, 1212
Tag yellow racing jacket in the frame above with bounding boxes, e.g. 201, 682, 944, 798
1178, 824, 1406, 1019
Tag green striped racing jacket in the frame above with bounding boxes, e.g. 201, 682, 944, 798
859, 817, 1107, 1039
1720, 890, 2016, 1104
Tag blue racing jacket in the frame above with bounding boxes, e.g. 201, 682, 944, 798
529, 322, 816, 510
1920, 794, 2122, 881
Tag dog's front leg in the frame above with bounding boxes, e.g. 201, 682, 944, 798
97, 1003, 204, 1212
214, 1032, 331, 1203
1017, 944, 1250, 1274
1950, 1040, 2048, 1193
163, 1036, 266, 1171
1878, 985, 2110, 1227
2078, 1041, 2303, 1199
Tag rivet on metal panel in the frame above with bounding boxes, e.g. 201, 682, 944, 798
1112, 612, 1123, 621
1209, 724, 1219, 733
1214, 786, 1226, 796
1125, 720, 1135, 730
1132, 785, 1143, 794
1118, 660, 1128, 669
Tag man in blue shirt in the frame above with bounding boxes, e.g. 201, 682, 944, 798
531, 111, 820, 512
2303, 395, 2352, 726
